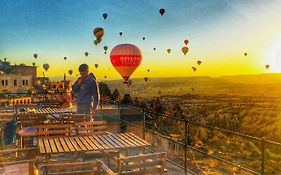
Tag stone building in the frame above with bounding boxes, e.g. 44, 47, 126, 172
0, 74, 32, 93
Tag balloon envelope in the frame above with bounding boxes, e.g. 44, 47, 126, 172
84, 52, 89, 57
110, 44, 142, 82
33, 53, 38, 59
95, 64, 99, 68
192, 67, 197, 72
102, 13, 107, 19
119, 32, 123, 36
93, 27, 104, 44
144, 77, 149, 82
265, 64, 270, 69
68, 69, 73, 75
167, 49, 171, 53
182, 47, 189, 55
184, 39, 189, 45
43, 63, 49, 71
159, 8, 165, 16
64, 57, 67, 60
197, 60, 202, 65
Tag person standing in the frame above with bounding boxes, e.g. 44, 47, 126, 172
72, 64, 99, 116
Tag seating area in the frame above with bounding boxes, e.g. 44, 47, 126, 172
0, 112, 168, 175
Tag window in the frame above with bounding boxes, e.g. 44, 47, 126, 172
1, 80, 4, 86
60, 85, 63, 89
25, 80, 28, 85
5, 80, 8, 86
14, 80, 17, 86
22, 80, 25, 85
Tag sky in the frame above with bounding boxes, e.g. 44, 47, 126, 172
1, 0, 281, 81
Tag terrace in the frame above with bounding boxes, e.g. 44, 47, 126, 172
0, 92, 281, 175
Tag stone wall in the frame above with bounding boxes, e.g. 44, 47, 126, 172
0, 74, 32, 93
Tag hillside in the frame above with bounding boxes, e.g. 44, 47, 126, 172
101, 74, 281, 98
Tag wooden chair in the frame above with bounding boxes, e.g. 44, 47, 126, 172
16, 113, 47, 129
74, 121, 119, 163
117, 152, 166, 175
39, 160, 115, 175
16, 113, 47, 148
0, 147, 37, 175
34, 123, 75, 138
75, 120, 108, 136
61, 114, 89, 124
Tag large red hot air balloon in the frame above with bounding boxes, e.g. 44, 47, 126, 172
110, 44, 142, 83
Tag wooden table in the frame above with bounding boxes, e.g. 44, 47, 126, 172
38, 133, 150, 154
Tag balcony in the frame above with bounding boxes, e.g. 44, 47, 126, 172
0, 92, 281, 175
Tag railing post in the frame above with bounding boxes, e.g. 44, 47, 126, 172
100, 99, 103, 120
261, 137, 265, 175
152, 112, 155, 147
117, 102, 121, 133
184, 119, 188, 174
142, 108, 146, 140
12, 93, 15, 111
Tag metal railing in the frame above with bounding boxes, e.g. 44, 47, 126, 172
99, 100, 281, 175
1, 92, 281, 174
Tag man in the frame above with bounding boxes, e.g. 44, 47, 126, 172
72, 64, 99, 116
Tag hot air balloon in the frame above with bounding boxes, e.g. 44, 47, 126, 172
93, 27, 104, 45
147, 69, 150, 72
265, 64, 270, 69
84, 52, 89, 57
104, 75, 107, 79
43, 63, 49, 71
104, 46, 108, 54
68, 69, 73, 76
95, 64, 99, 69
167, 49, 171, 53
153, 48, 156, 51
32, 62, 36, 66
197, 60, 202, 65
64, 57, 67, 60
184, 39, 189, 45
159, 8, 165, 16
142, 37, 145, 40
119, 32, 123, 36
182, 47, 189, 55
192, 67, 197, 72
110, 44, 142, 83
33, 53, 38, 59
244, 53, 247, 56
102, 13, 108, 19
144, 77, 149, 82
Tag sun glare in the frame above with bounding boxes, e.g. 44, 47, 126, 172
264, 34, 281, 72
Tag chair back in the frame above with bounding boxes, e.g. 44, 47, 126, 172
118, 152, 166, 175
75, 120, 108, 136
